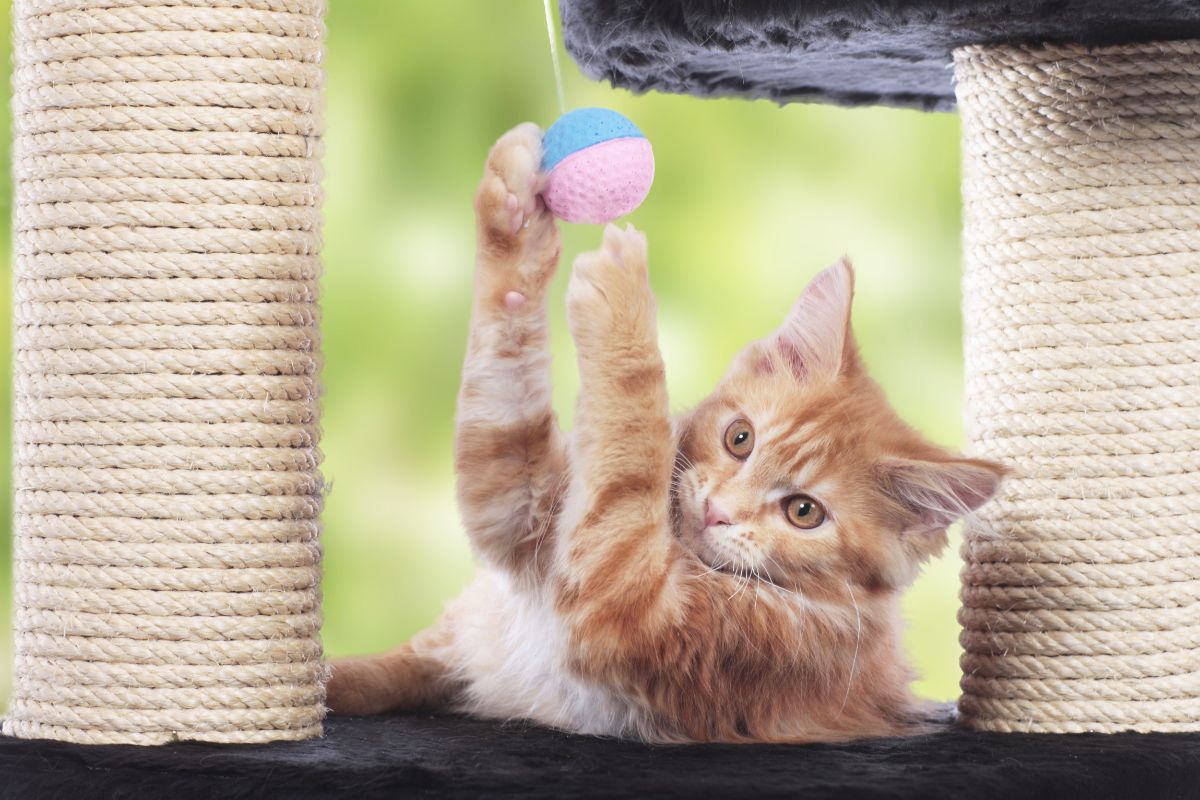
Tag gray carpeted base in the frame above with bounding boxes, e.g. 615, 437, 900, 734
559, 0, 1200, 110
2, 713, 1200, 799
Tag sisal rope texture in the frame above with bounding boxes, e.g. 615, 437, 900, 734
956, 41, 1200, 733
4, 0, 328, 744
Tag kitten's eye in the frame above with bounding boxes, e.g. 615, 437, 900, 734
723, 419, 755, 460
783, 495, 826, 530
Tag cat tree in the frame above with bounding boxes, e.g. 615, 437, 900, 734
2, 0, 1199, 795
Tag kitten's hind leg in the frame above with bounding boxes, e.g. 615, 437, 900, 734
325, 638, 459, 716
457, 124, 567, 582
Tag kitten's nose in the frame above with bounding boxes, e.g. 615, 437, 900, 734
704, 499, 731, 528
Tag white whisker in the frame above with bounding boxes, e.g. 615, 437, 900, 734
693, 556, 733, 581
755, 551, 801, 602
530, 470, 569, 573
840, 580, 862, 715
729, 569, 752, 602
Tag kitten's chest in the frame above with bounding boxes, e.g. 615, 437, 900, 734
442, 568, 637, 736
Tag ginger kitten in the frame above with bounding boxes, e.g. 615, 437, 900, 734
325, 123, 1004, 743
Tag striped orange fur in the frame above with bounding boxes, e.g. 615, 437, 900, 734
326, 124, 1005, 743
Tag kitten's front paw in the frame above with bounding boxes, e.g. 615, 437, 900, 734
567, 223, 655, 346
475, 123, 560, 303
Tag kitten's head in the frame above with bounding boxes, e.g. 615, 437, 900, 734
673, 259, 1004, 597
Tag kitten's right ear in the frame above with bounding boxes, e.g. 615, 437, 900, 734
770, 258, 855, 383
878, 456, 1006, 538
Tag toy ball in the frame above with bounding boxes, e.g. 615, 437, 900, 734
540, 108, 654, 225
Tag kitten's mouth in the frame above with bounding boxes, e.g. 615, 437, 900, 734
698, 554, 740, 577
694, 548, 788, 592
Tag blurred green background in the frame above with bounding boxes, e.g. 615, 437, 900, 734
0, 2, 969, 709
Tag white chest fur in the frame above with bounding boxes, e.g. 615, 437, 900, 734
435, 568, 637, 737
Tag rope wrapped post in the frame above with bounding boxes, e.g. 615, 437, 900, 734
956, 42, 1200, 733
5, 0, 328, 744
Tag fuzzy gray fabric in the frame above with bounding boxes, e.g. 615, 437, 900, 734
3, 713, 1200, 799
559, 0, 1200, 110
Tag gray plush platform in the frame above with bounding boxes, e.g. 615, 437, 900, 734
2, 713, 1200, 799
559, 0, 1200, 109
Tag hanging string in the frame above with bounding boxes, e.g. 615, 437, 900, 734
543, 0, 567, 114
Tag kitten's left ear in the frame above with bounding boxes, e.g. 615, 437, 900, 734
878, 456, 1006, 537
771, 257, 856, 382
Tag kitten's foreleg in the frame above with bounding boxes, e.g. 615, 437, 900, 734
456, 124, 566, 581
559, 224, 680, 649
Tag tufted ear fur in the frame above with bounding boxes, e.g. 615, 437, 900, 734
878, 456, 1005, 539
770, 258, 856, 382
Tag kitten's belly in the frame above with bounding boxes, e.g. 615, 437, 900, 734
435, 567, 636, 737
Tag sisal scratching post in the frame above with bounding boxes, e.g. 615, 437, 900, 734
6, 0, 328, 744
955, 42, 1200, 733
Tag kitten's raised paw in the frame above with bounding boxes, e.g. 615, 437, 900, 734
567, 223, 654, 344
475, 123, 560, 302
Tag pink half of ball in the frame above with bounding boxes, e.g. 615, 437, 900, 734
542, 137, 654, 224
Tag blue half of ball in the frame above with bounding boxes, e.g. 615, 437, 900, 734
541, 108, 645, 171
